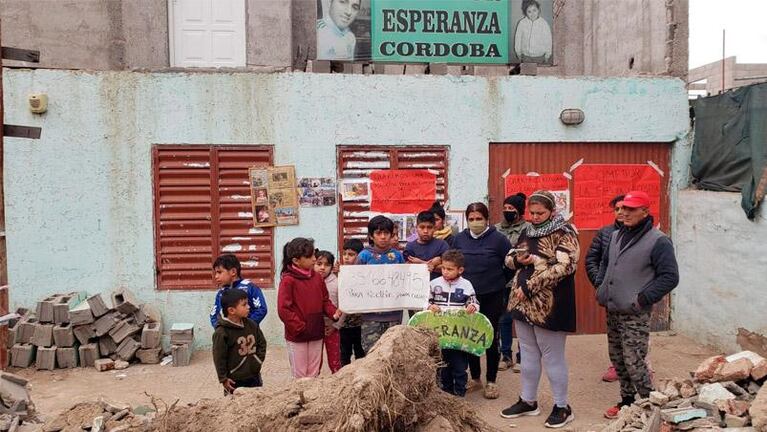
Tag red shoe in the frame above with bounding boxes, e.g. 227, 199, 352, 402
604, 405, 621, 419
602, 365, 618, 382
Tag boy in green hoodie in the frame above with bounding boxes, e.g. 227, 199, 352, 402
212, 288, 267, 394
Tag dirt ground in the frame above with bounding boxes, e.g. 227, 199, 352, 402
13, 332, 717, 432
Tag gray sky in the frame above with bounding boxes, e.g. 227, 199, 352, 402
690, 0, 767, 68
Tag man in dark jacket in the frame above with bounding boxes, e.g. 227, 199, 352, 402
597, 191, 679, 419
585, 194, 624, 383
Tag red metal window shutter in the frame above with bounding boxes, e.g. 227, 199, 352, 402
336, 146, 449, 248
153, 145, 274, 291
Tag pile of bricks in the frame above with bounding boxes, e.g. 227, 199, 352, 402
7, 288, 165, 371
0, 372, 36, 430
602, 351, 767, 431
42, 398, 151, 431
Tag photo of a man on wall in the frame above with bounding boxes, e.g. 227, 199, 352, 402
316, 0, 371, 61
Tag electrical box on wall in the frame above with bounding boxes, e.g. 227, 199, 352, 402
29, 93, 48, 114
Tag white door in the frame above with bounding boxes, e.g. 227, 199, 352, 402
169, 0, 246, 68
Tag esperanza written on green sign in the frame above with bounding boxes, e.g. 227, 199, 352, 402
408, 310, 494, 356
372, 0, 509, 63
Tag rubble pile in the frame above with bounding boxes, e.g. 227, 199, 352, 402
41, 398, 153, 432
603, 351, 767, 432
117, 326, 497, 432
0, 372, 40, 431
6, 289, 177, 370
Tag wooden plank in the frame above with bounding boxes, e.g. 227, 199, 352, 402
3, 125, 41, 139
1, 47, 40, 63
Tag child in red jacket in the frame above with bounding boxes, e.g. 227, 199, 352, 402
277, 237, 342, 378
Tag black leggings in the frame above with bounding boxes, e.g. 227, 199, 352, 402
340, 326, 365, 366
468, 290, 505, 383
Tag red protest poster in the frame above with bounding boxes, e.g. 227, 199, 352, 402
369, 169, 437, 214
573, 164, 661, 230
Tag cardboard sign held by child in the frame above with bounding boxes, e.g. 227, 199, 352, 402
408, 310, 494, 356
338, 263, 430, 313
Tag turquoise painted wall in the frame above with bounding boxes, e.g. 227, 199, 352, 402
2, 70, 689, 346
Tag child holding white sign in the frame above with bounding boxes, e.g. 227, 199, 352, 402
427, 249, 479, 397
277, 238, 342, 379
357, 215, 405, 353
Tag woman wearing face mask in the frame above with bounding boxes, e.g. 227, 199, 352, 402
495, 193, 531, 372
500, 190, 579, 429
452, 202, 512, 399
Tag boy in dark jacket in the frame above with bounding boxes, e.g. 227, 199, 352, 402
210, 254, 268, 328
212, 288, 267, 395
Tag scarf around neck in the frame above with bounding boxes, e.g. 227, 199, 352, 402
526, 214, 568, 238
434, 226, 453, 240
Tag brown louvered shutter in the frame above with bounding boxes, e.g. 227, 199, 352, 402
153, 146, 274, 290
336, 146, 449, 248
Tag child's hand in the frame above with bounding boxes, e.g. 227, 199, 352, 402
332, 261, 340, 274
332, 309, 343, 320
408, 256, 426, 264
465, 304, 477, 314
428, 304, 441, 314
222, 378, 236, 393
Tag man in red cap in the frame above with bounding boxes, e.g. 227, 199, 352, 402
596, 191, 679, 419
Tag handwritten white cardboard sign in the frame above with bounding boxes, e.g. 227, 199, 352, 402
338, 264, 430, 313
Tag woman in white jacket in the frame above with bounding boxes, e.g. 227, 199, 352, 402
514, 0, 552, 64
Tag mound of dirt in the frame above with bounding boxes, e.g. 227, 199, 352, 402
131, 326, 499, 432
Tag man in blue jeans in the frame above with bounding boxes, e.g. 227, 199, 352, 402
494, 193, 530, 372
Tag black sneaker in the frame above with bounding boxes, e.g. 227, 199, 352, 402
500, 398, 540, 418
544, 405, 575, 428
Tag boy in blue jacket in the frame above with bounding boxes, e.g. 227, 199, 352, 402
210, 254, 268, 328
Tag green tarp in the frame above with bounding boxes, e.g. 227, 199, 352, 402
692, 82, 767, 219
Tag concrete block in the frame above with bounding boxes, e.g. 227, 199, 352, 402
53, 323, 75, 348
86, 294, 111, 318
114, 360, 129, 370
132, 307, 147, 327
53, 294, 80, 324
170, 323, 194, 345
35, 346, 57, 370
68, 301, 94, 326
16, 318, 38, 344
10, 344, 36, 368
94, 311, 120, 337
140, 322, 161, 349
171, 343, 192, 367
660, 407, 708, 424
31, 323, 54, 347
36, 295, 57, 323
141, 303, 161, 324
6, 327, 17, 349
0, 372, 30, 405
136, 348, 162, 364
73, 324, 96, 345
727, 350, 766, 365
116, 338, 140, 362
109, 319, 141, 344
99, 336, 117, 356
56, 347, 79, 369
112, 288, 140, 314
78, 343, 99, 367
94, 358, 115, 372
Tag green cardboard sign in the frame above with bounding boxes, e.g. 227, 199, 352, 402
408, 310, 494, 356
372, 0, 510, 64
